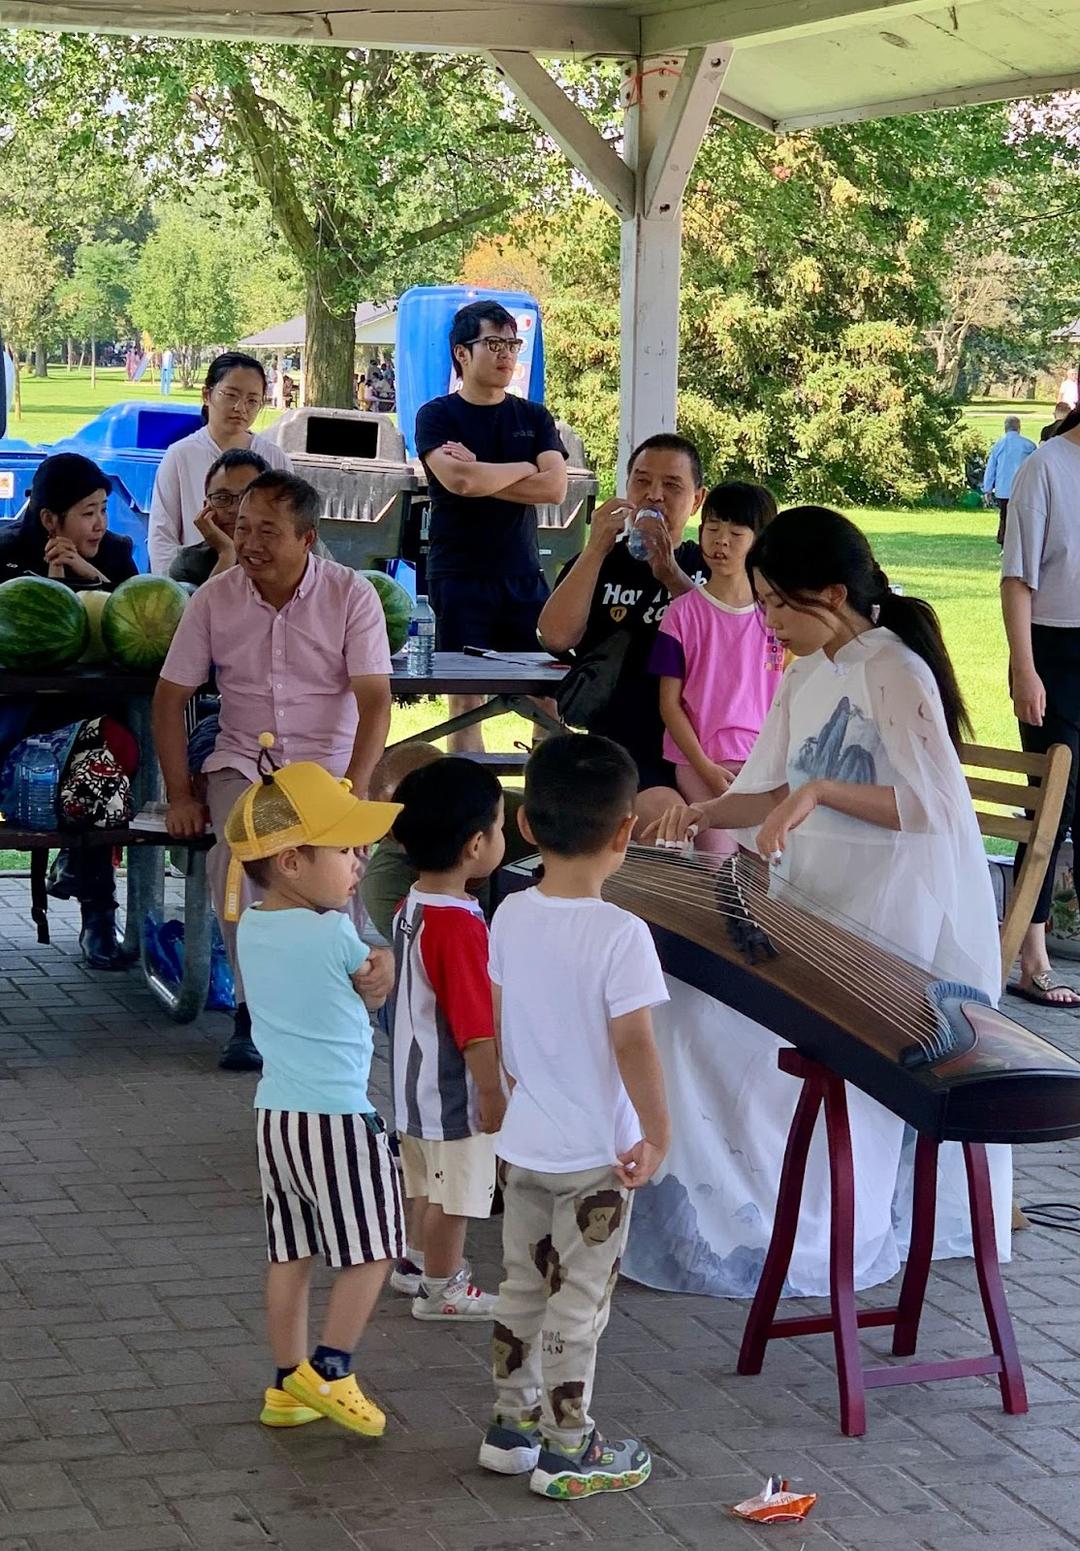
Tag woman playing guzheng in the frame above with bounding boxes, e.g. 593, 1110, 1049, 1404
631, 505, 1010, 1298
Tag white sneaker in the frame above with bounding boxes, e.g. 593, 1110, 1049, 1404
389, 1257, 424, 1296
412, 1268, 497, 1322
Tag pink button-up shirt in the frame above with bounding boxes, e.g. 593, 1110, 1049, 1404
161, 556, 392, 782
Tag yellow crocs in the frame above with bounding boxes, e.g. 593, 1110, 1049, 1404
282, 1360, 386, 1438
259, 1386, 322, 1428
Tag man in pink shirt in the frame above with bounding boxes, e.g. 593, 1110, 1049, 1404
153, 469, 393, 1070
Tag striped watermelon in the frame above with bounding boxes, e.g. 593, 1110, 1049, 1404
0, 575, 89, 669
360, 568, 412, 655
102, 575, 188, 669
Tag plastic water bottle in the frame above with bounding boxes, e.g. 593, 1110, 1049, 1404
406, 594, 436, 678
626, 507, 663, 561
12, 738, 58, 831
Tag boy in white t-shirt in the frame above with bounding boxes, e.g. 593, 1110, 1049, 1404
479, 734, 671, 1500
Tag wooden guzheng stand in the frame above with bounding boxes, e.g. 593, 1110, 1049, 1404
499, 846, 1080, 1436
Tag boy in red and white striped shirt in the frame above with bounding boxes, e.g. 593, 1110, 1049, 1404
390, 758, 507, 1320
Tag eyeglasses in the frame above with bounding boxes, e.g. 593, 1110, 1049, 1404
214, 387, 265, 411
471, 337, 525, 358
207, 490, 244, 510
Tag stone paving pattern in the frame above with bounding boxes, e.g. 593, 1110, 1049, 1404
4, 878, 1080, 1549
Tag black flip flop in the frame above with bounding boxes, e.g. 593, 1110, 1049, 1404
1006, 976, 1080, 1009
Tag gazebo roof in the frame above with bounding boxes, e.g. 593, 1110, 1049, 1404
0, 0, 1075, 132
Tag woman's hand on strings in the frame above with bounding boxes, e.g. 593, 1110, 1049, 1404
754, 782, 818, 861
640, 801, 705, 847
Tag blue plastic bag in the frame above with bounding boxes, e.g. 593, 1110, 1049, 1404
143, 911, 236, 1011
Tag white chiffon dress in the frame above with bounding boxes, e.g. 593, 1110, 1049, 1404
623, 627, 1012, 1297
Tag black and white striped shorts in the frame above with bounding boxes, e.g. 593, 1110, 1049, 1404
256, 1110, 405, 1267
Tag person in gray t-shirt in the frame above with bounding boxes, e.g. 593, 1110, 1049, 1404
1001, 421, 1080, 1008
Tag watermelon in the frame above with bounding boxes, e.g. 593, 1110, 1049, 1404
360, 568, 413, 655
0, 575, 89, 669
79, 589, 110, 664
102, 575, 188, 669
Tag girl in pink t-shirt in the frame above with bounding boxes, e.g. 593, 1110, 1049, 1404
649, 482, 782, 853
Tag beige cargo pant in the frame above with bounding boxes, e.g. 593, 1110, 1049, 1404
491, 1161, 632, 1455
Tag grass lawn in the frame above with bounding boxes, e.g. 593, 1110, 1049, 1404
962, 396, 1055, 452
5, 365, 282, 446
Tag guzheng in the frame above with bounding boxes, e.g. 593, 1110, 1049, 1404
498, 846, 1080, 1146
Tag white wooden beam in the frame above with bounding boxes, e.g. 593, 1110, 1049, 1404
487, 51, 636, 218
641, 0, 985, 52
644, 44, 731, 219
0, 1, 638, 55
714, 93, 779, 133
776, 66, 1080, 129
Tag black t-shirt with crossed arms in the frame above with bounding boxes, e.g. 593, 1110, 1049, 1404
415, 392, 567, 580
554, 536, 707, 782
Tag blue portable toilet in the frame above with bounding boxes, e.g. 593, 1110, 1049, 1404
53, 402, 204, 573
396, 285, 545, 458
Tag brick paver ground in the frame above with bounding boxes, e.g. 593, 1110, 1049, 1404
4, 875, 1080, 1550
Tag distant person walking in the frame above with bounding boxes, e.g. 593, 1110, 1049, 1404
983, 415, 1036, 546
1001, 423, 1080, 1008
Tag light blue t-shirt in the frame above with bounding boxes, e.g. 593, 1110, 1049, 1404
237, 906, 374, 1115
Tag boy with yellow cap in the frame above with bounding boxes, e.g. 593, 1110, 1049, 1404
223, 735, 404, 1436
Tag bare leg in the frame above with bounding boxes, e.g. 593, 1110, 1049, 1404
321, 1260, 392, 1353
423, 1204, 469, 1280
403, 1194, 427, 1258
266, 1257, 316, 1369
448, 693, 486, 754
1017, 921, 1080, 1005
633, 785, 681, 839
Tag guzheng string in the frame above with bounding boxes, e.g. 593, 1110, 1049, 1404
613, 847, 943, 1056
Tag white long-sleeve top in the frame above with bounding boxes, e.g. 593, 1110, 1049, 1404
147, 424, 293, 575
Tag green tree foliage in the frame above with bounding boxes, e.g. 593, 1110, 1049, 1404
131, 208, 246, 386
59, 241, 134, 387
0, 30, 562, 405
0, 219, 60, 416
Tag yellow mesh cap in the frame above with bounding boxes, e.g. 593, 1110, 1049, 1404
222, 736, 401, 920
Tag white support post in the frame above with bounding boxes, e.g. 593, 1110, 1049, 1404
618, 57, 685, 481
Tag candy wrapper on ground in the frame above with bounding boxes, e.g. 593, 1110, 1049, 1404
731, 1475, 817, 1524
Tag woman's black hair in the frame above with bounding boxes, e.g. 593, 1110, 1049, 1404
748, 506, 972, 747
17, 452, 111, 566
701, 480, 778, 536
203, 447, 271, 492
201, 351, 267, 424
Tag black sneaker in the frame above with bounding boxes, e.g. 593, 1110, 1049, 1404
530, 1429, 651, 1500
478, 1418, 542, 1476
218, 1005, 262, 1072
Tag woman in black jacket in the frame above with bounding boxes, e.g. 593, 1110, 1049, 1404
0, 454, 139, 969
0, 452, 137, 589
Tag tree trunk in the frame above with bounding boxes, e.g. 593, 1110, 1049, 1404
66, 336, 75, 371
13, 350, 21, 420
33, 341, 47, 378
90, 335, 96, 391
304, 273, 355, 408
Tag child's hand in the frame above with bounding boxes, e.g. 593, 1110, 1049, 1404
615, 1138, 666, 1189
352, 947, 394, 1008
476, 1084, 506, 1135
702, 761, 735, 797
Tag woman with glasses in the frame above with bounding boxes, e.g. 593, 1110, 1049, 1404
147, 352, 292, 576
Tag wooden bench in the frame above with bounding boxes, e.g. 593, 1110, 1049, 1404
961, 740, 1072, 991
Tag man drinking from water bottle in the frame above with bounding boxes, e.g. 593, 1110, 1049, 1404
415, 301, 568, 752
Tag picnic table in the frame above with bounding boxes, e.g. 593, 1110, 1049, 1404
0, 652, 568, 1021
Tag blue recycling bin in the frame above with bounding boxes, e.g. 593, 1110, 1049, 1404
53, 403, 204, 573
396, 285, 545, 458
0, 441, 48, 523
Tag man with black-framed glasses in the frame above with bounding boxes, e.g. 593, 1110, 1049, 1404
416, 300, 568, 751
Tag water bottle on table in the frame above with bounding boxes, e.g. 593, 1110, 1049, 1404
625, 507, 664, 561
12, 738, 59, 831
406, 594, 436, 678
